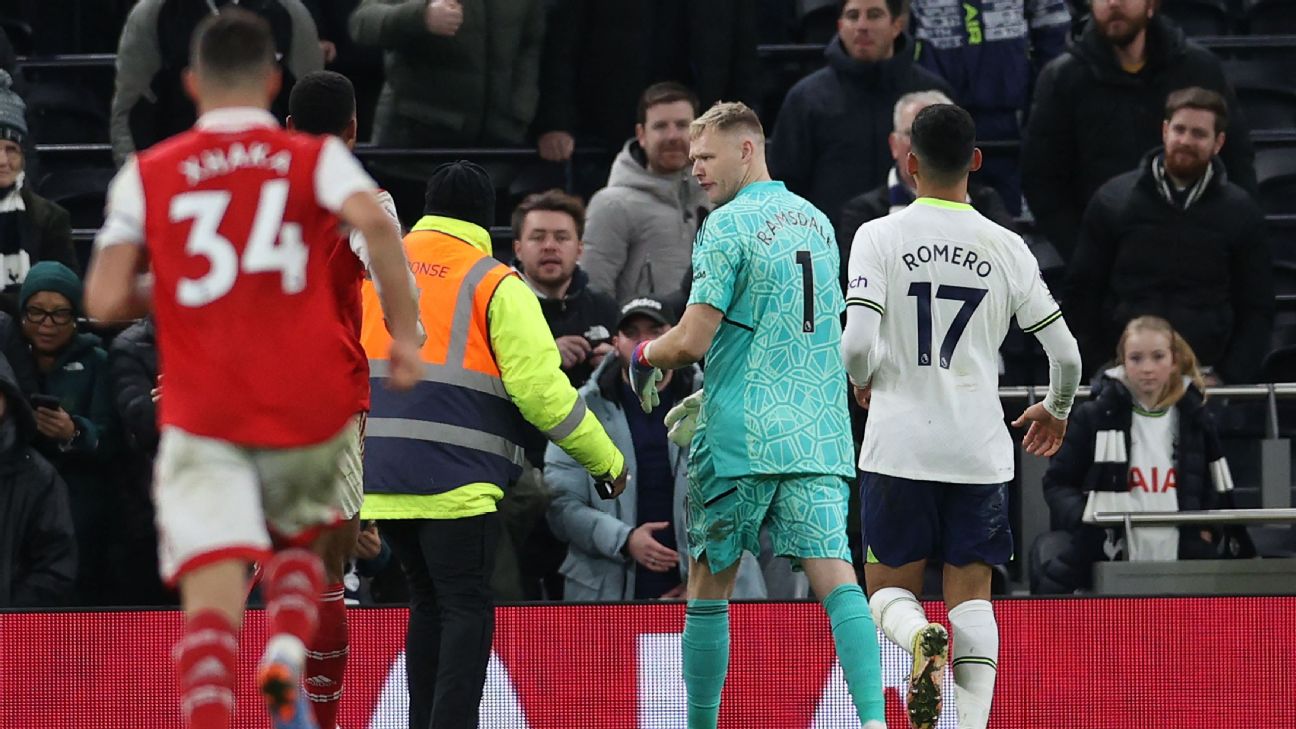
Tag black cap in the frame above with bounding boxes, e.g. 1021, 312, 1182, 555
423, 160, 496, 230
617, 294, 674, 330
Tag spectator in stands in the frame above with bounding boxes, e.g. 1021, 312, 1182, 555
1065, 87, 1272, 385
533, 0, 759, 162
300, 0, 385, 139
0, 72, 75, 316
19, 262, 119, 605
837, 90, 1016, 277
0, 355, 76, 608
582, 83, 710, 303
909, 0, 1071, 213
107, 317, 171, 605
351, 0, 543, 150
546, 295, 766, 600
770, 0, 953, 223
110, 0, 323, 165
509, 189, 619, 598
1032, 316, 1230, 594
512, 190, 620, 404
1021, 0, 1255, 262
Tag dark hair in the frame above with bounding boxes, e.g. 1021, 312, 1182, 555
289, 71, 355, 136
511, 189, 586, 241
910, 103, 976, 184
839, 0, 909, 20
1165, 86, 1229, 134
190, 7, 276, 85
636, 82, 700, 125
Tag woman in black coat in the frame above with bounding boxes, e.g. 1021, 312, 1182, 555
1032, 316, 1234, 594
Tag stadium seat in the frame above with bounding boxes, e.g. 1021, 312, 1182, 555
1162, 0, 1233, 36
1222, 59, 1296, 129
1244, 0, 1296, 34
24, 81, 109, 144
36, 165, 114, 231
1256, 147, 1296, 215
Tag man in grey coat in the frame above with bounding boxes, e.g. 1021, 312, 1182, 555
581, 83, 711, 303
546, 296, 768, 600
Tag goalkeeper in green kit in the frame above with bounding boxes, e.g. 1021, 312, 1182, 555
628, 101, 885, 729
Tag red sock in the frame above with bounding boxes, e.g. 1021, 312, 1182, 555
306, 583, 349, 729
175, 610, 238, 729
263, 548, 325, 645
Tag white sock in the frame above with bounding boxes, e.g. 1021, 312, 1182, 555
948, 599, 998, 729
868, 587, 929, 653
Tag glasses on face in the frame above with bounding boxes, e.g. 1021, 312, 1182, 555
24, 307, 75, 326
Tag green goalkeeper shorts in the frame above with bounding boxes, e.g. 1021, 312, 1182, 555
686, 440, 852, 574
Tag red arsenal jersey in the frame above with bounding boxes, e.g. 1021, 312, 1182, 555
97, 108, 379, 447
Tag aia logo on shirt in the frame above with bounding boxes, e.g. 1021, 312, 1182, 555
1129, 466, 1177, 492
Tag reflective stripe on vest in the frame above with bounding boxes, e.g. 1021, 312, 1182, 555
363, 234, 527, 495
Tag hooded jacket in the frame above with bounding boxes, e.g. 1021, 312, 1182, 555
582, 140, 711, 303
514, 263, 619, 466
1022, 15, 1256, 262
0, 355, 75, 607
545, 355, 767, 601
769, 34, 953, 222
1065, 151, 1272, 383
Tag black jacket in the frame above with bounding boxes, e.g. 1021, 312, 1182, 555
1022, 15, 1256, 262
0, 189, 76, 317
515, 264, 619, 466
1064, 152, 1272, 383
1044, 373, 1225, 533
0, 355, 76, 608
836, 181, 1017, 290
108, 318, 159, 456
534, 0, 759, 147
769, 34, 953, 223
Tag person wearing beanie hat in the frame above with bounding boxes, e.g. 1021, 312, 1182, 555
18, 260, 119, 606
0, 72, 75, 317
359, 157, 628, 729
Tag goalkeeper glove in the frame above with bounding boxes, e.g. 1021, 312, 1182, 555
664, 390, 703, 446
629, 340, 664, 413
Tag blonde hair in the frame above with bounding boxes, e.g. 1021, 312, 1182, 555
689, 101, 764, 140
1116, 316, 1207, 409
892, 90, 954, 134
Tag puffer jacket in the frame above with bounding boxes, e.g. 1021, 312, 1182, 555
582, 140, 710, 303
0, 355, 75, 607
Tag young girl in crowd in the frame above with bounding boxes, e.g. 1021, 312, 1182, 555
1032, 316, 1235, 594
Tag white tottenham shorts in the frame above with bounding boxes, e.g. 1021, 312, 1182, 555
153, 422, 353, 584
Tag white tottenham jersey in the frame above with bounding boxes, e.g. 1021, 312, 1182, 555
847, 198, 1062, 483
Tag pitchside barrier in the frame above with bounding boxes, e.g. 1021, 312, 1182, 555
2, 598, 1293, 728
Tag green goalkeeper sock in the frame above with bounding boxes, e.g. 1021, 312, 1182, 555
824, 583, 887, 725
682, 599, 730, 729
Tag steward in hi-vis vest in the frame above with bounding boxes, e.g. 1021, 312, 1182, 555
359, 216, 627, 520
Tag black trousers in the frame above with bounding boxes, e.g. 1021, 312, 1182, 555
384, 513, 500, 729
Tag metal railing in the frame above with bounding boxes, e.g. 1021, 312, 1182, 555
1091, 508, 1296, 529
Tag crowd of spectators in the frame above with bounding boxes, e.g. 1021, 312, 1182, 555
0, 0, 1287, 606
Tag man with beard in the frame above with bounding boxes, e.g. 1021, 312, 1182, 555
1065, 87, 1272, 384
1022, 0, 1254, 263
582, 82, 711, 303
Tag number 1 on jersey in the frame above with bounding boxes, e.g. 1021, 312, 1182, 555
795, 250, 814, 333
906, 282, 987, 368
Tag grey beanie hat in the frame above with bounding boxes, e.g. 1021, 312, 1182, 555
0, 71, 25, 145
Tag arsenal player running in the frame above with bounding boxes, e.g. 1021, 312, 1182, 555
85, 10, 421, 729
285, 70, 416, 729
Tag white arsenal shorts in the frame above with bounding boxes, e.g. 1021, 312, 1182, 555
153, 423, 352, 585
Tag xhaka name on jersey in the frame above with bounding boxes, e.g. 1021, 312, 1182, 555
902, 242, 994, 278
179, 141, 292, 186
